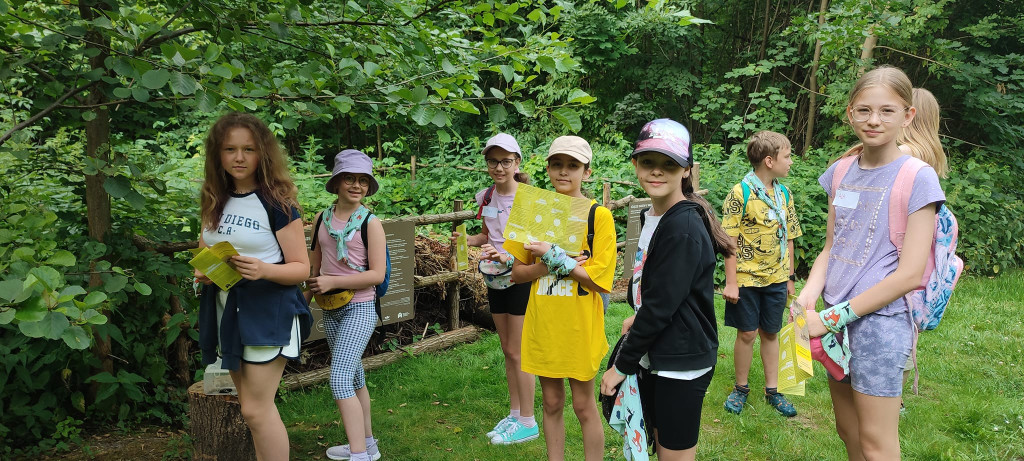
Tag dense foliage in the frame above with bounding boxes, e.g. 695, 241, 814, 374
1, 0, 1021, 454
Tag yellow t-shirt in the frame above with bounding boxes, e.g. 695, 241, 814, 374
722, 183, 803, 287
503, 202, 615, 381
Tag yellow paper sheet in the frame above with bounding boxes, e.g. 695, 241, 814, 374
188, 241, 242, 291
455, 224, 469, 271
502, 184, 592, 255
778, 299, 813, 396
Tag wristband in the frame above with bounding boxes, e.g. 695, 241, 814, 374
541, 244, 575, 276
613, 365, 626, 377
504, 252, 515, 269
819, 301, 859, 335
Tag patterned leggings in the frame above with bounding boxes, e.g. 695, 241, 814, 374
324, 300, 377, 399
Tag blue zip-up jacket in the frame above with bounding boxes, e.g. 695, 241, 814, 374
199, 279, 312, 371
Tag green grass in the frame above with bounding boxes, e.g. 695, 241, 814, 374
278, 272, 1024, 460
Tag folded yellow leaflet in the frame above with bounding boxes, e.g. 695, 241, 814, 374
502, 184, 591, 255
456, 223, 469, 271
778, 298, 813, 396
188, 241, 242, 291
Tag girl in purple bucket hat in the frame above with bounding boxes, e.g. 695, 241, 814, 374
307, 149, 387, 461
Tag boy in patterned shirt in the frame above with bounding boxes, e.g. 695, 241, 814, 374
721, 131, 802, 417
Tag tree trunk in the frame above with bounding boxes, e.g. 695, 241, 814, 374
802, 0, 829, 155
79, 1, 115, 399
858, 26, 877, 74
187, 382, 257, 461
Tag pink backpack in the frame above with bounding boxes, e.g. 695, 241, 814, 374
812, 154, 964, 386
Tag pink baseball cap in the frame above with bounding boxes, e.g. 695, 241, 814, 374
631, 118, 692, 168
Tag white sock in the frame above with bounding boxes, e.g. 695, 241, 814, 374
365, 436, 376, 447
517, 415, 536, 428
510, 409, 520, 418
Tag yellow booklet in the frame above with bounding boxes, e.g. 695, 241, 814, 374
455, 223, 469, 271
188, 241, 243, 291
502, 184, 591, 255
778, 296, 813, 396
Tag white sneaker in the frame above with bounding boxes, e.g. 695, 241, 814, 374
326, 440, 381, 460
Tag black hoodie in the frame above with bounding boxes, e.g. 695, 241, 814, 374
615, 200, 719, 374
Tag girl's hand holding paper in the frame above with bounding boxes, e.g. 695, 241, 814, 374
230, 255, 266, 281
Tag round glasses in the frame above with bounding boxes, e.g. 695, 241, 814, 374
849, 106, 907, 123
339, 174, 371, 187
485, 158, 516, 170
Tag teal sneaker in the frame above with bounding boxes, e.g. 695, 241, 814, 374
486, 416, 516, 439
765, 390, 797, 417
490, 420, 539, 445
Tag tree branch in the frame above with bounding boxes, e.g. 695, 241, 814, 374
135, 0, 195, 53
404, 0, 460, 25
0, 44, 86, 104
0, 83, 94, 146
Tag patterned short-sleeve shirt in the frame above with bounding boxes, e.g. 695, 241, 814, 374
721, 182, 803, 287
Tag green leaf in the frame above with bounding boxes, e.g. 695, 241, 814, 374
411, 86, 428, 103
551, 107, 582, 132
133, 282, 152, 296
82, 111, 97, 121
14, 296, 47, 322
409, 106, 432, 126
103, 176, 132, 198
449, 100, 480, 115
332, 96, 354, 114
0, 279, 23, 302
363, 61, 380, 76
57, 285, 87, 303
567, 89, 596, 105
169, 72, 198, 95
437, 130, 451, 144
19, 319, 47, 338
141, 69, 170, 89
82, 291, 107, 308
124, 190, 146, 209
132, 87, 150, 102
489, 88, 505, 99
29, 266, 62, 291
0, 308, 14, 325
537, 56, 557, 74
40, 311, 70, 340
61, 325, 91, 350
46, 250, 76, 267
498, 65, 515, 83
103, 275, 128, 293
210, 65, 234, 79
488, 105, 508, 125
112, 87, 132, 99
197, 90, 221, 112
513, 100, 535, 118
82, 309, 108, 325
442, 59, 457, 75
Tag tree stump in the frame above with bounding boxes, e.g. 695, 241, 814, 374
187, 381, 256, 461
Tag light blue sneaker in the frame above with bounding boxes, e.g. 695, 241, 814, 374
490, 420, 539, 445
486, 416, 516, 439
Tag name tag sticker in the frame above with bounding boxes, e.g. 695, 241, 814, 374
481, 206, 499, 218
833, 190, 860, 209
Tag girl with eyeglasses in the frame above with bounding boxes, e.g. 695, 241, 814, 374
307, 149, 388, 461
795, 66, 945, 459
452, 133, 540, 444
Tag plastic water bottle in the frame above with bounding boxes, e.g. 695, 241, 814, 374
203, 358, 237, 395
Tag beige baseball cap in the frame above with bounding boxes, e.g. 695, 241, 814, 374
546, 136, 592, 165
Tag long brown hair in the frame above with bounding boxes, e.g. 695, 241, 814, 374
200, 113, 300, 231
683, 174, 735, 257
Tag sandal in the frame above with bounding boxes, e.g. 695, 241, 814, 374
765, 389, 797, 417
724, 384, 749, 414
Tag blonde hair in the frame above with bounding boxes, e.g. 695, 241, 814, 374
898, 88, 949, 178
746, 131, 791, 166
200, 113, 300, 231
838, 66, 915, 162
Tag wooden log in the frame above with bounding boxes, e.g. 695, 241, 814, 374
187, 382, 256, 461
448, 200, 463, 330
279, 326, 485, 391
603, 182, 611, 207
414, 271, 462, 287
388, 209, 476, 226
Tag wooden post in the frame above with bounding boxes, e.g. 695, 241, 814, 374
376, 124, 383, 160
410, 155, 416, 185
187, 382, 256, 461
602, 182, 611, 207
692, 162, 700, 191
448, 200, 463, 330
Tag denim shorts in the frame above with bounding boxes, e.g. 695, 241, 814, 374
724, 282, 788, 334
832, 310, 913, 398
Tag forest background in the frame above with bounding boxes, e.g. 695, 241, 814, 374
1, 0, 1022, 455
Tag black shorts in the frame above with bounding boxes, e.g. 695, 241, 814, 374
486, 282, 530, 316
638, 367, 715, 451
724, 282, 787, 333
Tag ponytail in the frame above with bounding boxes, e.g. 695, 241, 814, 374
683, 175, 735, 257
513, 170, 531, 185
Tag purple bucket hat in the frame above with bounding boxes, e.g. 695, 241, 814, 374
326, 149, 379, 196
631, 119, 692, 168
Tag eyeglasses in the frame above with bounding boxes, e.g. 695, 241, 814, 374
485, 158, 516, 170
340, 174, 371, 187
849, 106, 907, 123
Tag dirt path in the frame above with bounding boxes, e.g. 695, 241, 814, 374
33, 428, 187, 461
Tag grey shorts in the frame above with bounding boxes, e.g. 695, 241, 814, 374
833, 310, 913, 397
